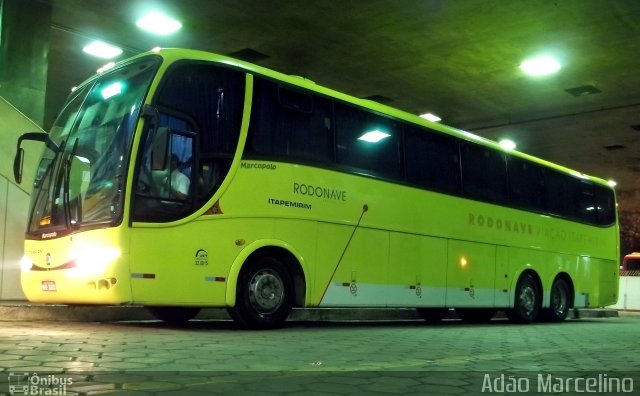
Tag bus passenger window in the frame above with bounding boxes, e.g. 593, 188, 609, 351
461, 143, 507, 203
335, 103, 402, 180
507, 156, 544, 211
405, 126, 460, 193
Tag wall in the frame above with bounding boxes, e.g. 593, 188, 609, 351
610, 276, 640, 310
0, 96, 43, 300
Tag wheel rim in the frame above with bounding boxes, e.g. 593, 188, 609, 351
519, 284, 537, 317
248, 269, 284, 314
551, 282, 568, 316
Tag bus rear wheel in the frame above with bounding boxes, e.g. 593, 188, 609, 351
540, 278, 571, 322
416, 308, 449, 324
456, 308, 496, 323
146, 306, 201, 324
228, 255, 293, 329
507, 273, 540, 323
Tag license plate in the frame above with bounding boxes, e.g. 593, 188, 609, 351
41, 280, 56, 292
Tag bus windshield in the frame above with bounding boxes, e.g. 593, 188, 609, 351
27, 57, 160, 237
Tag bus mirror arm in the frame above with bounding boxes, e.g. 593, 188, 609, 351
14, 132, 58, 184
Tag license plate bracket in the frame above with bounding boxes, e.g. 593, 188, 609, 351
41, 280, 56, 292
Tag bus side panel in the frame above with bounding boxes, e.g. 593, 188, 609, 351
577, 256, 619, 308
128, 218, 276, 306
318, 226, 388, 306
387, 232, 447, 307
446, 240, 496, 307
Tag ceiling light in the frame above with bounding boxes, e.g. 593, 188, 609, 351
520, 56, 560, 76
136, 12, 182, 35
419, 113, 442, 122
83, 41, 123, 59
97, 61, 116, 73
101, 82, 123, 99
499, 139, 517, 150
358, 130, 390, 143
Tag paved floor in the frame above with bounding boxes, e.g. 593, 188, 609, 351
0, 315, 639, 395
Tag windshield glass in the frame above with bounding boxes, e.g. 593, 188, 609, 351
27, 57, 160, 237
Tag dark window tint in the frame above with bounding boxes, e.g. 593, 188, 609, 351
625, 258, 640, 271
544, 171, 575, 218
595, 185, 615, 225
575, 181, 597, 223
404, 126, 460, 193
335, 103, 402, 179
133, 62, 245, 222
507, 156, 545, 211
157, 62, 244, 154
245, 78, 333, 164
461, 143, 507, 202
544, 171, 601, 223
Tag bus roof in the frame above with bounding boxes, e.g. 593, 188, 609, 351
107, 48, 614, 189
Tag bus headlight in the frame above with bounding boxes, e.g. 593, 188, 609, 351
20, 256, 33, 272
69, 247, 121, 277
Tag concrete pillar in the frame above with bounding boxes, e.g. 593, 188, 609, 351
0, 0, 51, 127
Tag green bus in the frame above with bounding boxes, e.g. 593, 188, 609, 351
14, 48, 619, 328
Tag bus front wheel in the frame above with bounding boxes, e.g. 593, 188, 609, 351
228, 255, 294, 329
507, 273, 540, 323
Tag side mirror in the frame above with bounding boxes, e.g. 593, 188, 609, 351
13, 148, 24, 184
14, 131, 59, 185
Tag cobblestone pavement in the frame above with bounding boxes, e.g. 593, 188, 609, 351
0, 316, 639, 395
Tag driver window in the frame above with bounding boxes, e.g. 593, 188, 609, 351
132, 60, 245, 223
134, 126, 195, 221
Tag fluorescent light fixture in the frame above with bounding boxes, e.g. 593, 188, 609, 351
419, 113, 442, 122
97, 61, 116, 74
520, 56, 561, 76
83, 41, 123, 59
101, 82, 123, 99
499, 139, 517, 150
136, 12, 182, 35
608, 179, 617, 187
358, 130, 390, 143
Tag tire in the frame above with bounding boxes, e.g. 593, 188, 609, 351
456, 308, 496, 323
540, 278, 571, 322
416, 308, 449, 324
146, 306, 201, 324
507, 273, 541, 323
227, 255, 294, 329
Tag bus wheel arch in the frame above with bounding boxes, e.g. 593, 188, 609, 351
540, 273, 574, 322
226, 243, 306, 329
507, 269, 543, 323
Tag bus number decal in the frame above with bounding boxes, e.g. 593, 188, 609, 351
195, 249, 209, 266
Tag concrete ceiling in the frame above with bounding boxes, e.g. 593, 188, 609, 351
44, 0, 640, 192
